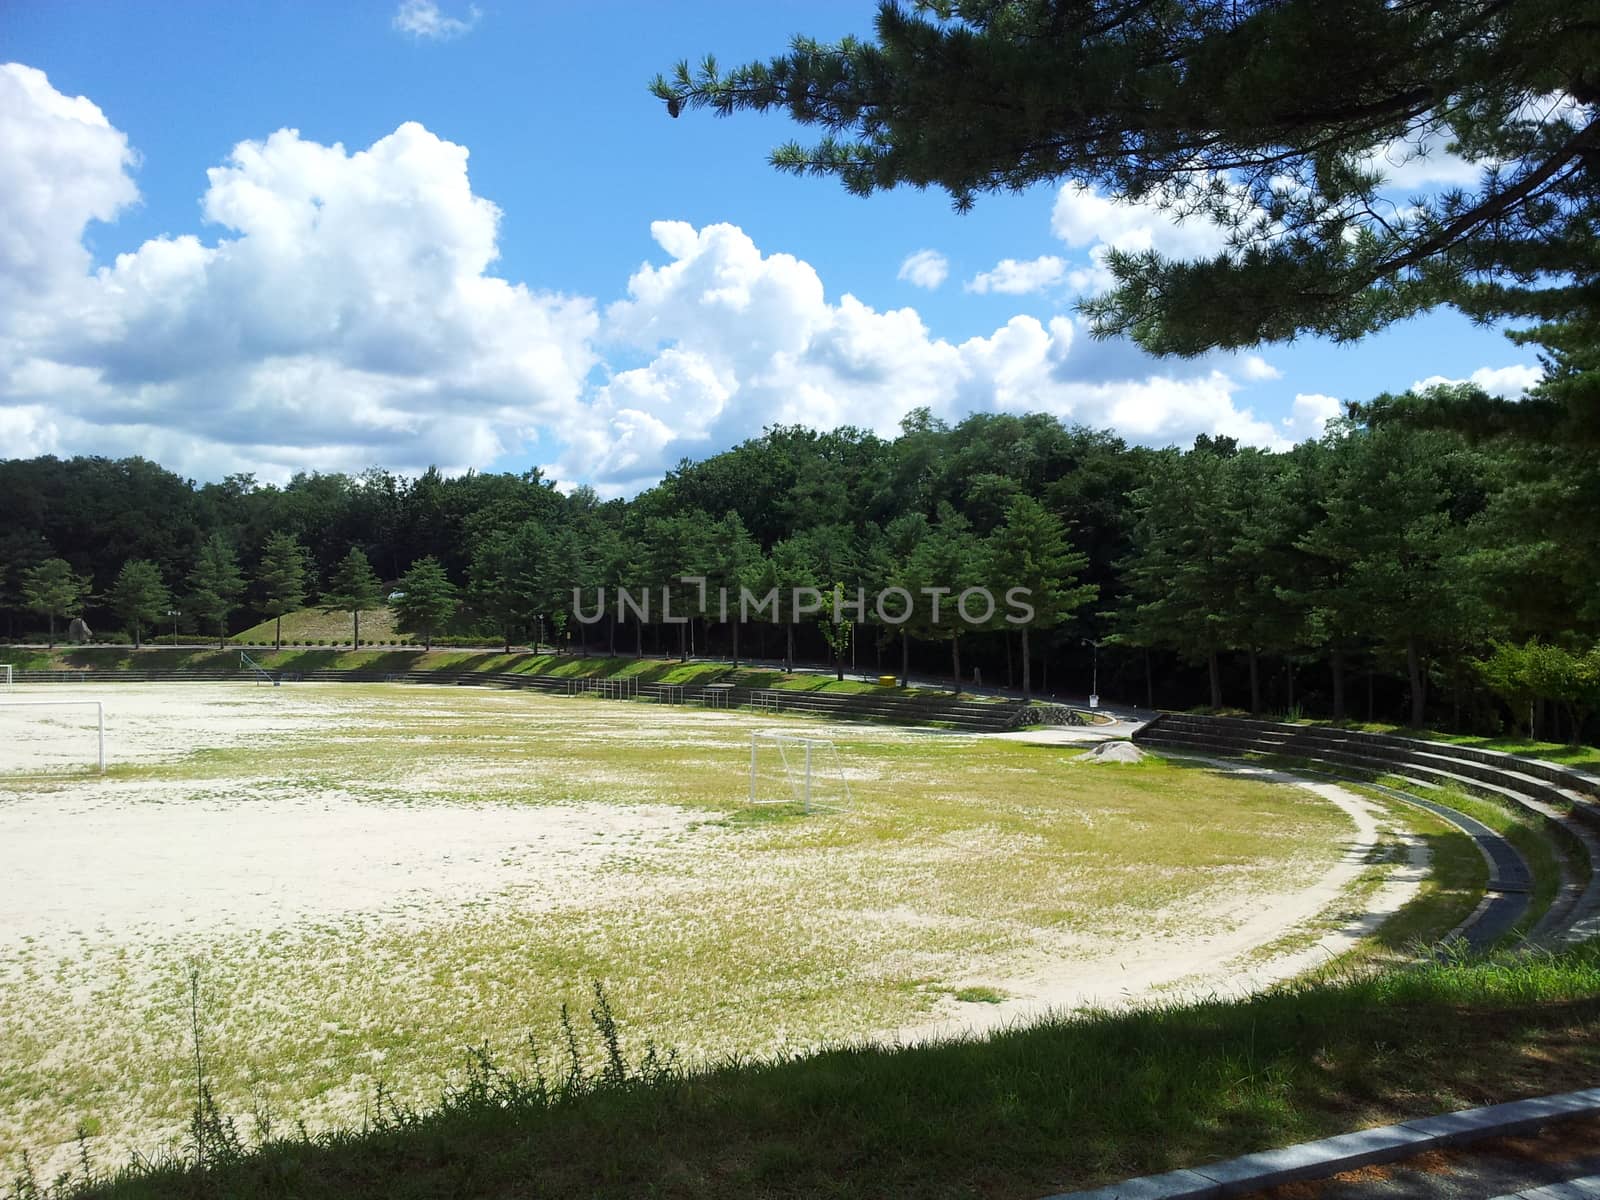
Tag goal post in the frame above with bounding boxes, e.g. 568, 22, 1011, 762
748, 730, 852, 813
0, 664, 11, 692
0, 699, 106, 774
239, 651, 280, 687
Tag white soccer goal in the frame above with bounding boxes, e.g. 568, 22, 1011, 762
0, 664, 11, 692
0, 699, 106, 774
239, 651, 280, 687
749, 730, 852, 813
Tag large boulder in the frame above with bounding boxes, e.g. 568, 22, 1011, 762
67, 616, 93, 643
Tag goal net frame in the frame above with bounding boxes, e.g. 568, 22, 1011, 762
0, 664, 11, 692
239, 651, 280, 687
748, 730, 852, 813
0, 698, 106, 774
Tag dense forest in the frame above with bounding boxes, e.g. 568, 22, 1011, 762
2, 394, 1597, 737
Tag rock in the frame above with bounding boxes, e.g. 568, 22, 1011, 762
1074, 740, 1146, 764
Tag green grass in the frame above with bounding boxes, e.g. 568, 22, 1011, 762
28, 948, 1600, 1200
1344, 788, 1488, 953
0, 685, 1352, 1179
948, 985, 1007, 1004
230, 606, 410, 645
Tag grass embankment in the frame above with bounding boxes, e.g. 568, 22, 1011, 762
27, 948, 1600, 1200
0, 646, 973, 700
230, 606, 409, 644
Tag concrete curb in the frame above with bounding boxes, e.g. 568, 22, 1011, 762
1043, 1088, 1600, 1200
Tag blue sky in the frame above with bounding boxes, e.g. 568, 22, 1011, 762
0, 1, 1544, 493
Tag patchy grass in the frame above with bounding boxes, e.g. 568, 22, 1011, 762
0, 684, 1352, 1179
948, 985, 1007, 1004
1422, 731, 1600, 773
231, 606, 410, 645
23, 948, 1600, 1200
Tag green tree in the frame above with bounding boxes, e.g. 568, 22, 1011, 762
0, 530, 51, 640
702, 512, 759, 666
1219, 450, 1319, 714
881, 512, 931, 685
988, 496, 1096, 700
643, 514, 709, 661
657, 2, 1599, 429
1122, 447, 1238, 709
900, 506, 982, 694
256, 532, 310, 650
392, 556, 458, 650
768, 537, 819, 673
820, 582, 855, 682
468, 531, 528, 655
108, 559, 170, 650
323, 548, 383, 650
21, 558, 91, 649
1299, 425, 1483, 728
1480, 639, 1600, 745
187, 535, 245, 650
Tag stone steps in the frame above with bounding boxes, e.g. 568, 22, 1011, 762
1133, 714, 1600, 947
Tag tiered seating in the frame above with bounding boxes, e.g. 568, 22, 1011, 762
1133, 713, 1600, 945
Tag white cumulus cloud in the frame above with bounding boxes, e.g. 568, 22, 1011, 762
1412, 364, 1543, 398
1281, 392, 1344, 440
965, 256, 1067, 295
0, 64, 1446, 498
392, 0, 480, 40
0, 66, 594, 479
556, 221, 1320, 494
896, 249, 948, 290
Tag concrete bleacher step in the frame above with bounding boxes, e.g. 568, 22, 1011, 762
1136, 714, 1600, 946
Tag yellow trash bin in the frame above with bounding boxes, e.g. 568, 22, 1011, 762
877, 674, 898, 687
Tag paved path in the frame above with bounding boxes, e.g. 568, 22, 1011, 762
1245, 1116, 1600, 1200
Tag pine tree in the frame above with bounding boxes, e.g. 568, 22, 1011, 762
21, 558, 91, 649
988, 496, 1096, 700
323, 548, 383, 650
1121, 447, 1239, 709
703, 512, 759, 666
256, 532, 309, 651
187, 535, 245, 650
392, 557, 458, 651
108, 559, 170, 650
1298, 425, 1483, 728
768, 537, 818, 673
900, 506, 981, 694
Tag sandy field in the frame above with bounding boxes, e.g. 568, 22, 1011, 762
0, 681, 1417, 1176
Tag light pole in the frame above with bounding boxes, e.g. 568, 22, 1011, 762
1082, 637, 1101, 708
167, 609, 180, 644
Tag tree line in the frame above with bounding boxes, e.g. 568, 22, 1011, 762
2, 392, 1597, 736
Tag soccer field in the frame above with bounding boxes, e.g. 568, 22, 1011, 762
0, 682, 1389, 1174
